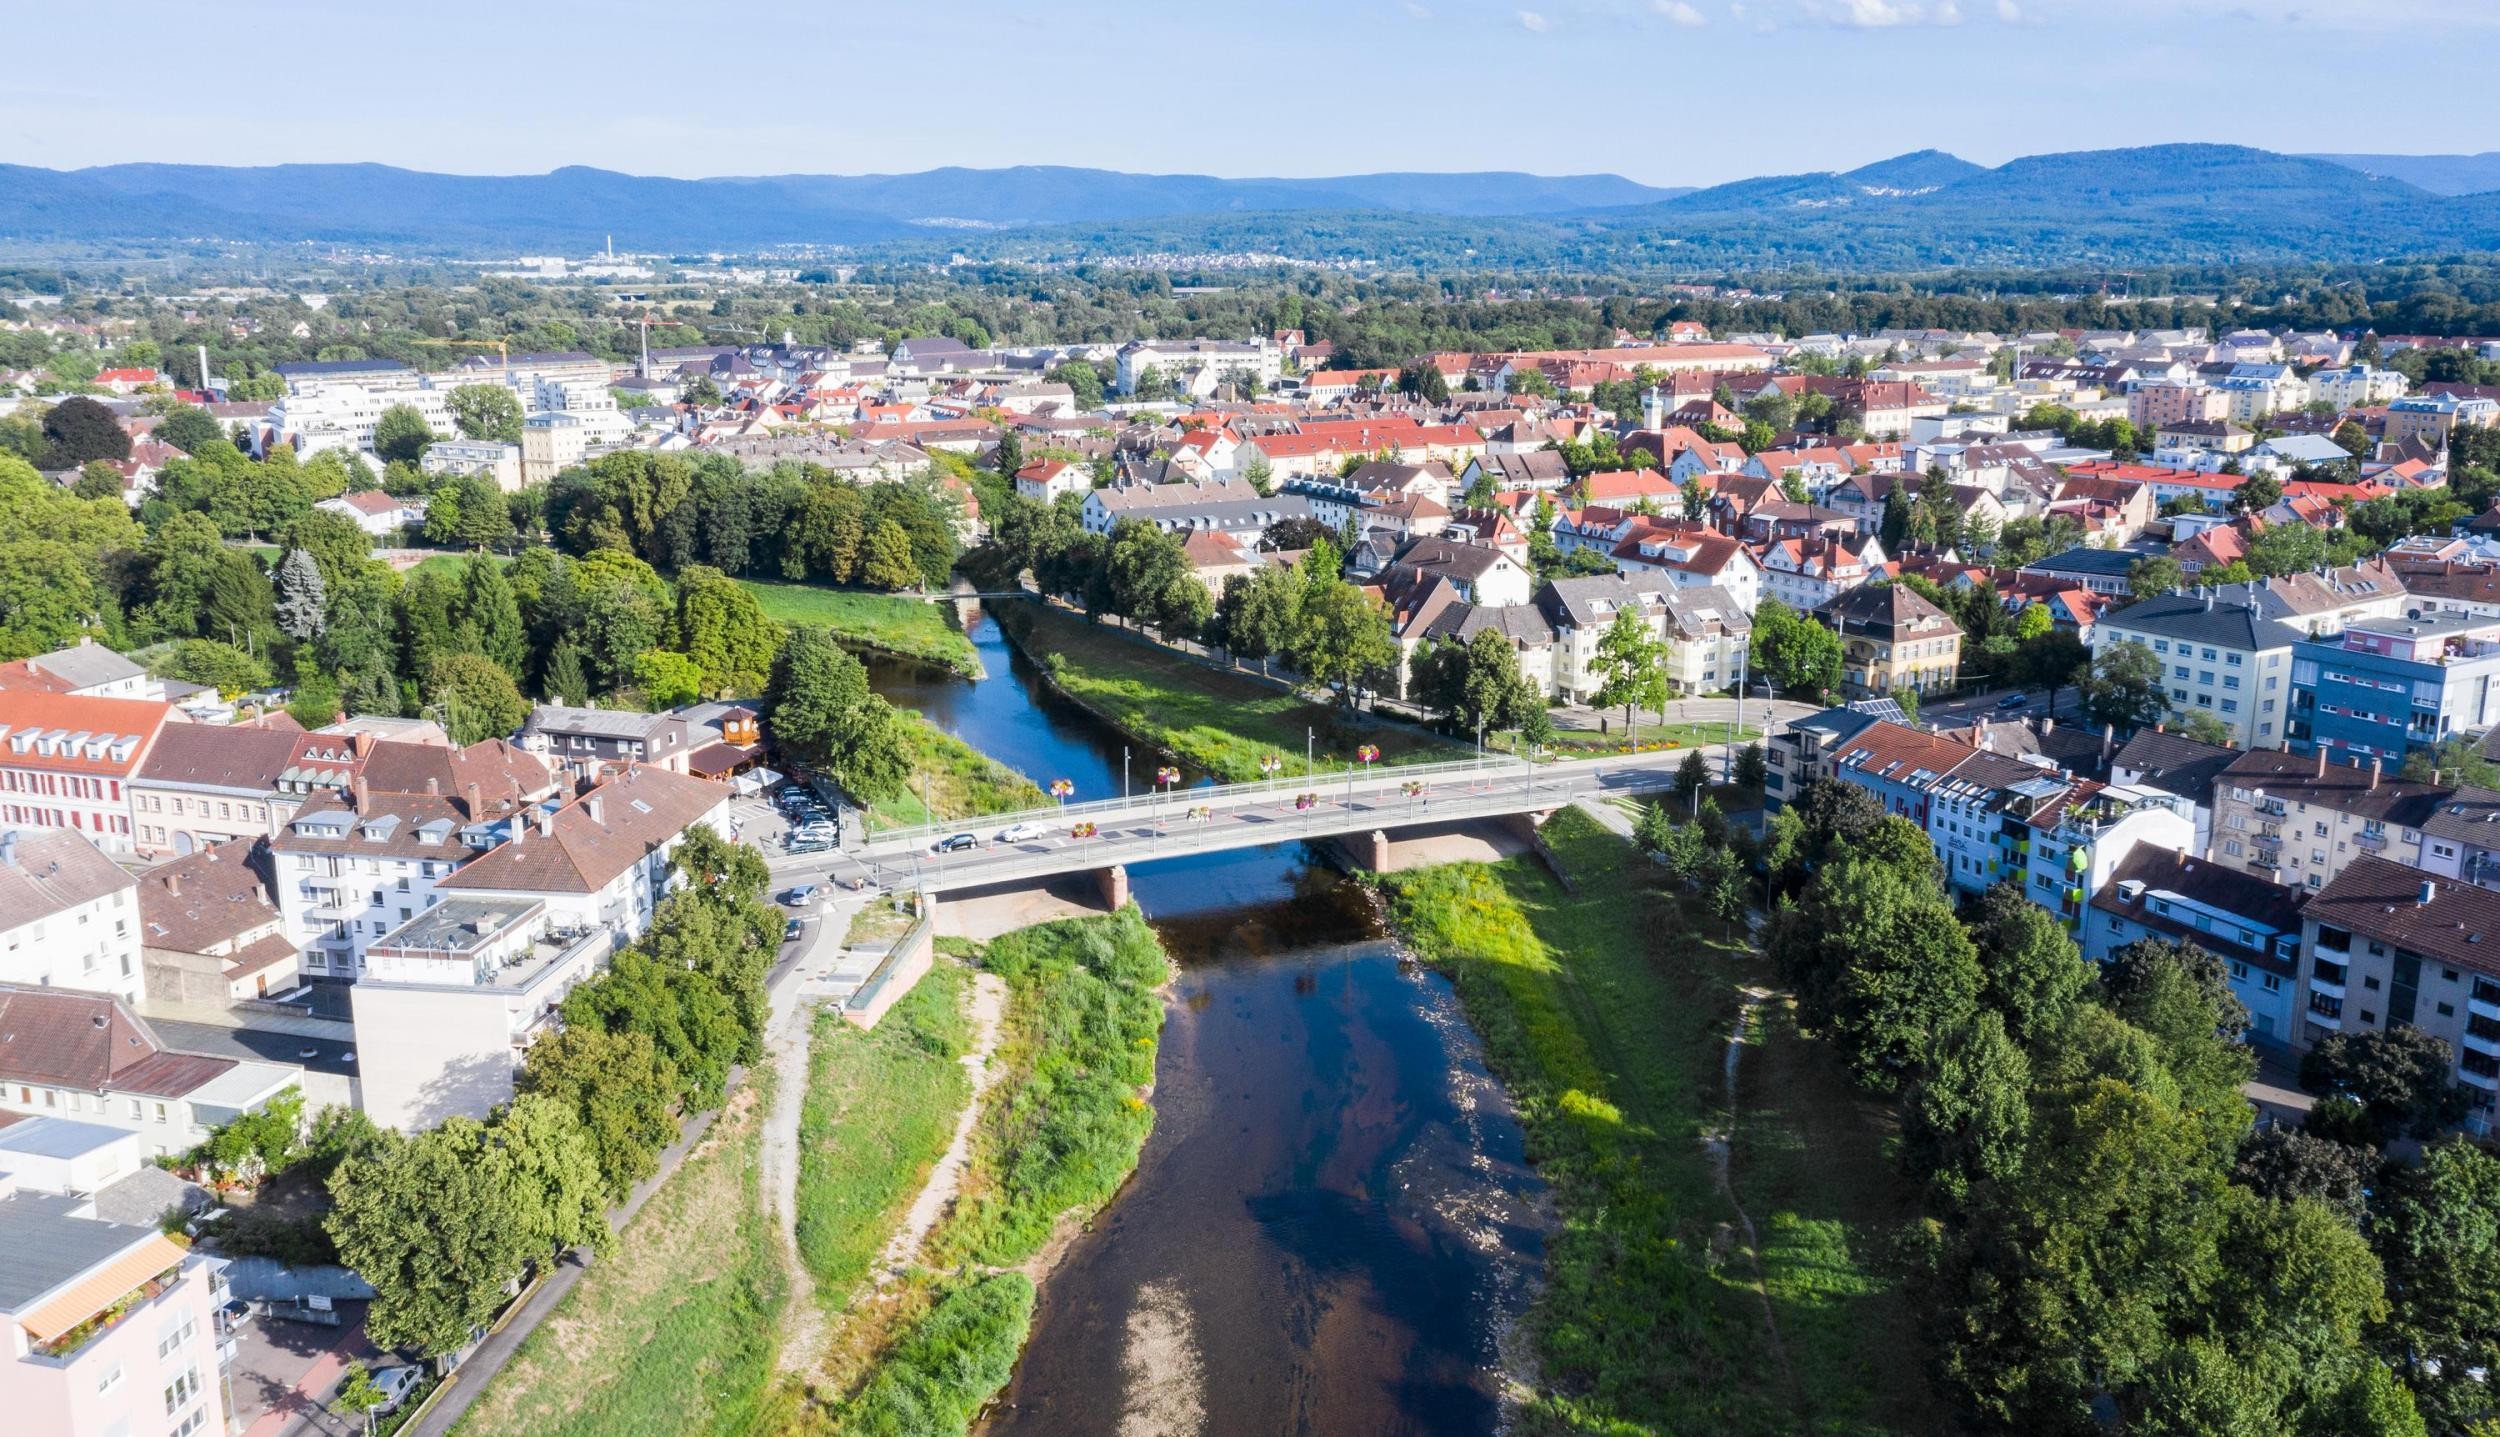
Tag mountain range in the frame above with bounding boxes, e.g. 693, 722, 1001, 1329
1, 147, 2495, 269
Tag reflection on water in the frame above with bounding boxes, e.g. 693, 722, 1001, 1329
856, 611, 1547, 1437
979, 845, 1548, 1437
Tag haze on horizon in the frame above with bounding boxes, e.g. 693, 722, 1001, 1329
12, 0, 2500, 189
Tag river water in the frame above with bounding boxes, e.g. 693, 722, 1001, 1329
862, 607, 1550, 1437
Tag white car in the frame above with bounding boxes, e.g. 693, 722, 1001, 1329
995, 821, 1047, 844
369, 1365, 424, 1415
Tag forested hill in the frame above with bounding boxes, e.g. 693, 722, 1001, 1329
3, 146, 2496, 269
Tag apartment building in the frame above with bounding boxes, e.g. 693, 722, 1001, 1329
127, 718, 352, 860
0, 985, 297, 1156
0, 1187, 231, 1437
0, 829, 140, 1004
136, 838, 298, 1005
2091, 591, 2304, 748
2087, 845, 2305, 1043
2207, 746, 2450, 890
1819, 583, 1964, 697
1114, 338, 1282, 396
267, 359, 454, 458
2018, 782, 2198, 934
355, 764, 730, 1128
518, 705, 699, 779
2418, 786, 2500, 894
420, 438, 524, 492
0, 691, 184, 857
2289, 611, 2500, 770
2298, 860, 2500, 1124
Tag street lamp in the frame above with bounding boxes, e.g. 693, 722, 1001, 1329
1353, 745, 1378, 810
1123, 747, 1131, 807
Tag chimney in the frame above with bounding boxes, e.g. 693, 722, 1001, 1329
164, 871, 181, 897
351, 774, 369, 809
539, 807, 556, 837
464, 781, 481, 815
425, 777, 439, 796
2370, 755, 2381, 792
2317, 747, 2328, 779
2420, 879, 2438, 905
586, 795, 604, 826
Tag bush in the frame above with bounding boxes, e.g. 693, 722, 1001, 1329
836, 1274, 1034, 1436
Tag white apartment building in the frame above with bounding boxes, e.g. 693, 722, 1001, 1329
268, 359, 455, 458
1114, 338, 1282, 396
0, 829, 141, 1004
2307, 364, 2409, 411
421, 438, 524, 492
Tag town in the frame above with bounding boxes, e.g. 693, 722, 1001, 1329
9, 17, 2500, 1428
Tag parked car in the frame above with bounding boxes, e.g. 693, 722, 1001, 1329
784, 918, 803, 942
782, 837, 835, 857
1995, 691, 2031, 711
262, 1296, 343, 1328
932, 832, 979, 853
369, 1365, 424, 1415
995, 821, 1047, 844
779, 885, 822, 907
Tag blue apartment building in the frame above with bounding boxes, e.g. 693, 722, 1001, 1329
2290, 613, 2500, 770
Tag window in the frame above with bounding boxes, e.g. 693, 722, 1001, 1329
97, 1362, 123, 1394
163, 1366, 201, 1415
2439, 1002, 2456, 1017
2362, 1010, 2378, 1024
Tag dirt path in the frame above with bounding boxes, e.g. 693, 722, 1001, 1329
766, 979, 827, 1376
1702, 985, 1799, 1409
878, 970, 1010, 1277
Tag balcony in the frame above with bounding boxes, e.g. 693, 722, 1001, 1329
2463, 1064, 2500, 1093
2308, 974, 2346, 1001
2472, 994, 2500, 1024
2256, 799, 2288, 818
2356, 829, 2389, 852
2467, 1027, 2500, 1058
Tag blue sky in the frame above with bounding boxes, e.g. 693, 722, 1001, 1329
11, 1, 2498, 186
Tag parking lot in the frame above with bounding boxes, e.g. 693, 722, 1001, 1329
755, 781, 846, 857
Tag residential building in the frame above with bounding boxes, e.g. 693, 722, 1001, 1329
1921, 747, 2073, 896
1756, 534, 1884, 614
126, 717, 337, 860
2109, 728, 2240, 858
355, 765, 732, 1128
2127, 379, 2229, 429
0, 641, 158, 700
2087, 846, 2305, 1044
312, 490, 424, 538
2385, 391, 2497, 450
1114, 339, 1282, 396
2207, 746, 2450, 890
519, 411, 596, 485
1761, 703, 1888, 808
2297, 860, 2500, 1124
0, 690, 184, 856
518, 705, 697, 778
420, 438, 524, 492
1657, 587, 1754, 698
2419, 786, 2500, 894
2091, 591, 2305, 747
266, 361, 454, 457
135, 839, 298, 1005
1012, 458, 1091, 504
0, 1187, 231, 1437
2020, 782, 2198, 935
2289, 612, 2500, 769
1382, 536, 1532, 607
1079, 479, 1314, 542
1818, 584, 1964, 697
2023, 545, 2155, 599
0, 985, 297, 1155
0, 829, 140, 1004
2307, 364, 2410, 411
2155, 419, 2255, 456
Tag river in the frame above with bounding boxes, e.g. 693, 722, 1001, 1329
861, 607, 1550, 1437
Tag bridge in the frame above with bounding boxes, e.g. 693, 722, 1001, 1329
766, 750, 1705, 901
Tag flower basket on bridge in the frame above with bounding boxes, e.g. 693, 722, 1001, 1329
1070, 821, 1099, 839
1295, 792, 1317, 811
1187, 805, 1213, 822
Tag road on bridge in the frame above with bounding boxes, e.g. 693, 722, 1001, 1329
770, 750, 1707, 898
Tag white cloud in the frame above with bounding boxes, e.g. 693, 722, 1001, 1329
1817, 0, 1920, 24
1995, 0, 2020, 17
1934, 0, 1963, 19
1652, 0, 1710, 23
1518, 8, 1552, 29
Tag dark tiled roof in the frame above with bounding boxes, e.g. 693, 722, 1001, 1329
137, 837, 278, 955
2308, 856, 2500, 974
2093, 844, 2304, 974
0, 827, 134, 923
2098, 591, 2308, 651
2421, 786, 2500, 847
0, 986, 234, 1096
439, 764, 724, 896
2218, 748, 2451, 827
2113, 729, 2241, 804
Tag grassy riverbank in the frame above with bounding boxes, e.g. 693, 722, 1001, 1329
794, 962, 972, 1294
740, 581, 981, 676
449, 1076, 786, 1437
932, 906, 1170, 1266
1378, 808, 1939, 1436
991, 599, 1458, 783
1543, 718, 1761, 755
829, 1273, 1035, 1437
864, 711, 1047, 831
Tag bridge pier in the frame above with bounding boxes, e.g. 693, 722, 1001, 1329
1364, 829, 1391, 871
1096, 864, 1130, 911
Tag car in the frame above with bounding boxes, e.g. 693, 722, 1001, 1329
1995, 691, 2031, 711
218, 1298, 253, 1332
779, 885, 822, 907
932, 832, 979, 853
995, 821, 1047, 844
782, 837, 834, 856
369, 1365, 424, 1415
785, 918, 804, 942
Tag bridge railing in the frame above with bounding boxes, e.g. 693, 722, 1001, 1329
848, 752, 1547, 854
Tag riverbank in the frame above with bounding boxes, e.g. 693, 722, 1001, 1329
798, 910, 1171, 1436
741, 580, 984, 677
446, 1077, 787, 1437
867, 711, 1048, 830
1376, 808, 1941, 1436
989, 599, 1459, 782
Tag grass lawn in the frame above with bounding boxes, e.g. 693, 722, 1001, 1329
863, 711, 1046, 831
739, 581, 981, 677
795, 961, 971, 1295
992, 600, 1461, 783
1378, 808, 1939, 1436
1544, 718, 1761, 756
450, 1076, 786, 1437
401, 550, 512, 581
828, 1273, 1033, 1437
930, 908, 1169, 1267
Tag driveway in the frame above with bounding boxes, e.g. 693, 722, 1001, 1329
231, 1301, 379, 1437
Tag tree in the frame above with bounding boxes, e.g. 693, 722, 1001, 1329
1589, 606, 1669, 735
542, 639, 590, 705
1674, 749, 1708, 802
520, 1022, 679, 1197
1047, 360, 1105, 410
155, 638, 271, 698
491, 1094, 613, 1262
1904, 1010, 2031, 1202
1289, 575, 1397, 708
425, 653, 530, 744
73, 458, 121, 500
768, 625, 910, 799
2235, 472, 2285, 513
2128, 555, 2185, 600
372, 404, 439, 466
2233, 1126, 2375, 1224
41, 396, 130, 468
991, 428, 1023, 481
858, 517, 921, 590
1749, 599, 1844, 704
2332, 419, 2373, 458
633, 648, 703, 707
2371, 1138, 2500, 1431
447, 384, 524, 444
272, 548, 327, 641
1770, 847, 1984, 1091
0, 540, 104, 661
334, 1361, 386, 1437
445, 473, 515, 550
2401, 734, 2500, 788
1735, 742, 1767, 790
2077, 640, 2170, 734
1965, 881, 2092, 1048
156, 404, 224, 457
326, 1118, 538, 1355
451, 554, 527, 673
2299, 1027, 2472, 1143
675, 565, 779, 697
